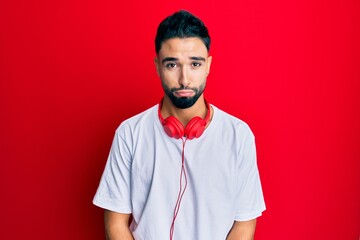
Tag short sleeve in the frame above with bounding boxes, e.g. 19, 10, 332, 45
93, 126, 133, 213
235, 136, 266, 221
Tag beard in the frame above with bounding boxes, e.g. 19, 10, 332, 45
163, 83, 206, 109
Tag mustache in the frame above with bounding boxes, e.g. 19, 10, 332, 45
170, 86, 198, 92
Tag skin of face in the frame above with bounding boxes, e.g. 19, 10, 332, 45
155, 37, 212, 109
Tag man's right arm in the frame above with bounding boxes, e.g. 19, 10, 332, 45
104, 210, 134, 240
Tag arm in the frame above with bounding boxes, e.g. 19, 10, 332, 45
226, 219, 257, 240
104, 210, 134, 240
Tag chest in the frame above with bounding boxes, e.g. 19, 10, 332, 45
131, 136, 239, 196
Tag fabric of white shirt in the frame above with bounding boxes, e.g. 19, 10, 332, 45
93, 104, 266, 240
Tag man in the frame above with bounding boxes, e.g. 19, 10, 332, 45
93, 10, 265, 240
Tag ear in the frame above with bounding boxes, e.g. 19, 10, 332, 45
154, 57, 160, 76
206, 56, 212, 75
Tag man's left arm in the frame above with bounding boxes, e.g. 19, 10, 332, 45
227, 219, 257, 240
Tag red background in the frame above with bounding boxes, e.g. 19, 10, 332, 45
1, 0, 359, 239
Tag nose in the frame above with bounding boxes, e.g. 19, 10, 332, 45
178, 67, 190, 88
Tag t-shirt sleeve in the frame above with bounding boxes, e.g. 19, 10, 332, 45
93, 126, 132, 213
234, 132, 266, 221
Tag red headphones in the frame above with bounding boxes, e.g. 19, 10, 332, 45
158, 99, 211, 140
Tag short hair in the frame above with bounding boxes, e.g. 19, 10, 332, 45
155, 10, 211, 54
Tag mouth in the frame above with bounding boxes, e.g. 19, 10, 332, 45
173, 89, 195, 98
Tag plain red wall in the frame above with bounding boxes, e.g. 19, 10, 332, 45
1, 0, 359, 239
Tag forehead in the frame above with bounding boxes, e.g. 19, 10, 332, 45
158, 37, 208, 58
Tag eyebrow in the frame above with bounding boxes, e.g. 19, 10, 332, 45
161, 56, 206, 64
190, 56, 206, 61
161, 57, 178, 64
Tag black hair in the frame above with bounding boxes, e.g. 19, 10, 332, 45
155, 10, 211, 54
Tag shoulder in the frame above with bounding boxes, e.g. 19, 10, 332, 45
115, 104, 158, 137
211, 105, 254, 140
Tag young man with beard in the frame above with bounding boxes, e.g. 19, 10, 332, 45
93, 10, 265, 240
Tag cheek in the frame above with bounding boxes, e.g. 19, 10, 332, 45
159, 72, 175, 87
190, 70, 207, 82
160, 70, 179, 81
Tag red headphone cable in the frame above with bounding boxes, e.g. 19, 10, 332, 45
170, 137, 188, 240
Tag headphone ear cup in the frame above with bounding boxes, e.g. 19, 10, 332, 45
163, 116, 185, 139
184, 117, 206, 140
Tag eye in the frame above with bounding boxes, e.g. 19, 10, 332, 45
192, 62, 202, 68
166, 63, 177, 68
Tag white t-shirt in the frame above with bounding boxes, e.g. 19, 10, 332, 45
93, 104, 266, 240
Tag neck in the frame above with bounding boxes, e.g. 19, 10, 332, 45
161, 95, 208, 127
